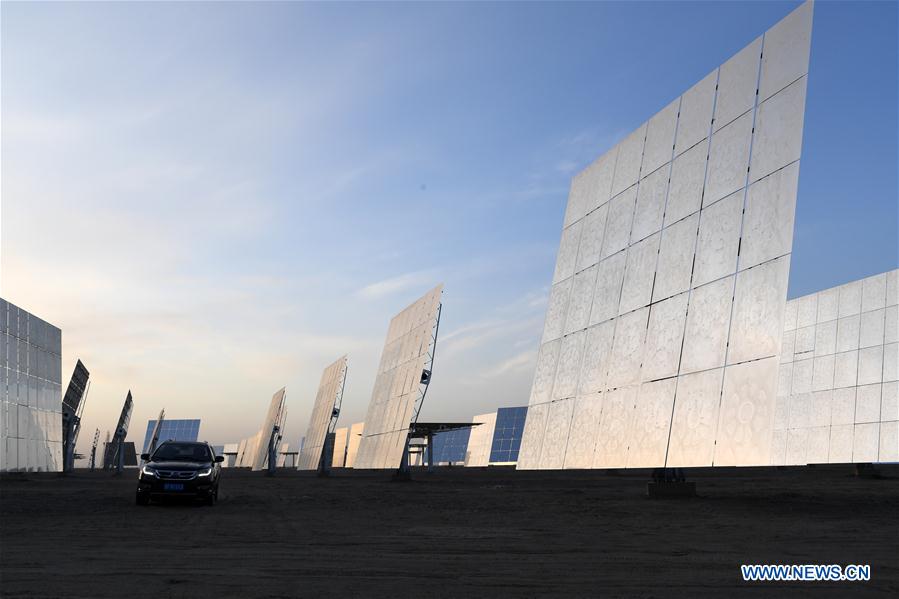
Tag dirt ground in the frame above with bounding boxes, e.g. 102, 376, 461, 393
0, 465, 897, 598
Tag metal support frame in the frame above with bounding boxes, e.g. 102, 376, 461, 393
397, 303, 442, 478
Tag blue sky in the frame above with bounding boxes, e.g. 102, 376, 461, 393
2, 1, 896, 451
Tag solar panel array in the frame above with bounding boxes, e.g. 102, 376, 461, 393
0, 299, 63, 472
62, 360, 89, 415
251, 387, 287, 471
297, 356, 348, 470
489, 406, 528, 464
518, 2, 812, 470
102, 393, 133, 469
142, 419, 201, 453
430, 427, 471, 464
354, 285, 443, 469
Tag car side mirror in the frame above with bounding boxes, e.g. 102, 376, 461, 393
140, 453, 150, 461
215, 455, 224, 463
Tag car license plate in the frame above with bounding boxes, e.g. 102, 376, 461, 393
164, 483, 184, 491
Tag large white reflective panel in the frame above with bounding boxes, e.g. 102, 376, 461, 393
519, 3, 815, 471
252, 388, 287, 472
354, 285, 442, 469
298, 357, 348, 471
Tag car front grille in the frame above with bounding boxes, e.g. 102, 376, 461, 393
157, 470, 198, 480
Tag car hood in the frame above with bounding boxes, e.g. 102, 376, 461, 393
147, 461, 210, 469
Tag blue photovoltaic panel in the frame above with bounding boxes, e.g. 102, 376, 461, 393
142, 419, 201, 453
489, 406, 528, 464
430, 428, 471, 464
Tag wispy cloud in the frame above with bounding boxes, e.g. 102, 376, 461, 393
478, 349, 537, 380
355, 271, 435, 300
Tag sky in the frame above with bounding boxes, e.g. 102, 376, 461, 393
1, 1, 896, 455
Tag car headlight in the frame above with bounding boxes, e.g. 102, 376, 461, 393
140, 465, 158, 478
197, 467, 213, 477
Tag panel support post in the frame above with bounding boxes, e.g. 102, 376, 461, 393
318, 433, 333, 478
854, 463, 881, 479
427, 431, 436, 473
393, 434, 412, 481
646, 468, 695, 498
62, 412, 79, 473
114, 427, 126, 476
266, 425, 280, 477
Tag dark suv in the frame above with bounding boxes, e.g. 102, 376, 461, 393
136, 441, 223, 506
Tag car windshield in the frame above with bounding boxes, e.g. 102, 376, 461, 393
151, 443, 212, 462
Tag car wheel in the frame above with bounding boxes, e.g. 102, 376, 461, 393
205, 487, 217, 506
136, 493, 150, 506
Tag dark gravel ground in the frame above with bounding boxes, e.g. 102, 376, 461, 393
1, 465, 897, 598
